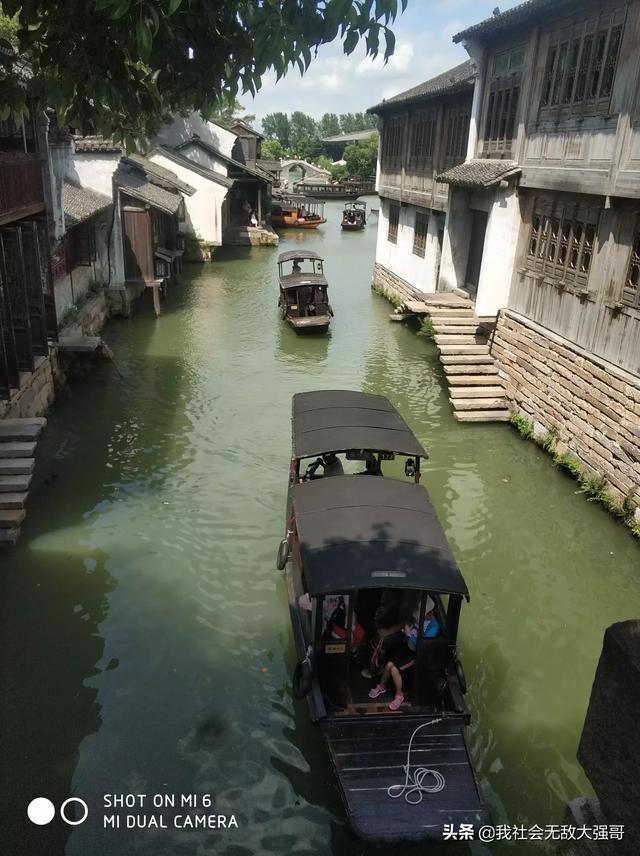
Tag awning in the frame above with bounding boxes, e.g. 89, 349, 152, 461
293, 476, 468, 596
278, 250, 324, 263
292, 390, 428, 459
436, 159, 521, 189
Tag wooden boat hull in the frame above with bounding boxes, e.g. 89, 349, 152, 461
287, 315, 331, 334
321, 715, 489, 844
272, 217, 327, 229
341, 222, 365, 231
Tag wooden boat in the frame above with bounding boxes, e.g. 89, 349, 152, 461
276, 390, 488, 843
341, 201, 367, 231
277, 251, 333, 335
293, 180, 359, 200
271, 195, 326, 229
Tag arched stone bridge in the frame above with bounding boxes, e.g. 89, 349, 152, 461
279, 159, 330, 186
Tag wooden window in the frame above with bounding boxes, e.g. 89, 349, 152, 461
525, 196, 600, 290
623, 232, 640, 309
539, 10, 624, 120
381, 116, 405, 166
388, 204, 399, 244
445, 110, 470, 162
412, 211, 429, 258
482, 46, 524, 156
409, 108, 436, 164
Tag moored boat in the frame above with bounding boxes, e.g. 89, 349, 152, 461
276, 390, 489, 843
271, 195, 326, 229
341, 201, 367, 230
277, 251, 333, 335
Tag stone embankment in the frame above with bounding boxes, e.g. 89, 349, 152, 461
493, 310, 640, 522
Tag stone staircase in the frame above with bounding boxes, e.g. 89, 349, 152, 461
0, 417, 46, 546
429, 303, 509, 422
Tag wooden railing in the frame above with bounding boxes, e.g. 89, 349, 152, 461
0, 154, 44, 224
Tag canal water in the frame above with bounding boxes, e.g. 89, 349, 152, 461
1, 200, 639, 856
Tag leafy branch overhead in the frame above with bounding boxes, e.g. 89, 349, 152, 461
2, 0, 406, 143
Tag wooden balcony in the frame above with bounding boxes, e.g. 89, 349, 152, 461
0, 154, 45, 226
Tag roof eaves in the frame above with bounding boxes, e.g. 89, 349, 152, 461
367, 60, 475, 114
150, 146, 234, 189
453, 0, 553, 43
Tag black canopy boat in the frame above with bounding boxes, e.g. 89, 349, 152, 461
277, 250, 333, 335
276, 391, 488, 843
341, 201, 367, 231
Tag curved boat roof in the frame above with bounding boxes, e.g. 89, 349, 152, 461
278, 250, 324, 263
292, 475, 468, 596
292, 390, 428, 459
280, 273, 328, 290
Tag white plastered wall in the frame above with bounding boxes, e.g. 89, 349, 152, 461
153, 114, 237, 159
70, 152, 121, 196
54, 207, 113, 321
148, 152, 229, 245
375, 197, 442, 294
474, 183, 521, 317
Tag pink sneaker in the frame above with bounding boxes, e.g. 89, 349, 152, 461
368, 684, 387, 699
389, 692, 404, 711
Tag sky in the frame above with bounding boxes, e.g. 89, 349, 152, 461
249, 0, 521, 132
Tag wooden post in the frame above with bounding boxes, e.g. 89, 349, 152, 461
257, 186, 262, 224
152, 283, 161, 317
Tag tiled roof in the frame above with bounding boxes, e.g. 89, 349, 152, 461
114, 164, 183, 215
436, 159, 521, 188
368, 61, 475, 113
74, 135, 122, 154
124, 153, 196, 195
62, 181, 112, 229
229, 120, 264, 139
256, 158, 282, 173
454, 0, 555, 43
150, 146, 233, 188
321, 129, 379, 142
177, 136, 273, 183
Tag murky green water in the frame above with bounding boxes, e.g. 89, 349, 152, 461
1, 200, 639, 856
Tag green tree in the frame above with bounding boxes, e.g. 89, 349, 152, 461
318, 112, 340, 138
1, 0, 405, 143
343, 134, 378, 177
261, 138, 285, 160
261, 112, 291, 148
339, 113, 357, 133
289, 111, 320, 160
209, 95, 255, 127
0, 3, 18, 43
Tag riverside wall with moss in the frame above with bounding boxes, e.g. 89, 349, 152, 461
371, 262, 423, 306
492, 309, 640, 528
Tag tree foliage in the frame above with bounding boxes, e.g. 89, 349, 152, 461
318, 112, 340, 138
343, 134, 378, 177
209, 95, 255, 127
339, 111, 377, 133
1, 0, 406, 144
261, 138, 285, 160
261, 112, 291, 148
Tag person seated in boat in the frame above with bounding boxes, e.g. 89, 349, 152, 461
303, 452, 344, 480
358, 455, 382, 476
367, 597, 437, 711
292, 259, 302, 274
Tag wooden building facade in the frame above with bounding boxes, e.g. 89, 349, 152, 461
368, 62, 475, 297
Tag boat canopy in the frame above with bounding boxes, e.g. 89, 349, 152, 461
344, 201, 366, 211
292, 390, 428, 459
292, 476, 468, 597
278, 250, 324, 264
280, 272, 328, 290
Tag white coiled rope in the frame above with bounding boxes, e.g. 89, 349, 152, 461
387, 718, 446, 804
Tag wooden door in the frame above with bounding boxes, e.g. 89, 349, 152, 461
123, 207, 154, 281
465, 210, 488, 297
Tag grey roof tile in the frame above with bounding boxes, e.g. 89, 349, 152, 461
62, 181, 112, 229
114, 164, 183, 215
454, 0, 555, 43
436, 159, 521, 188
74, 135, 122, 154
150, 146, 233, 188
368, 60, 475, 113
124, 153, 196, 195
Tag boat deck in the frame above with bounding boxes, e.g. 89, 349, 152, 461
322, 715, 488, 843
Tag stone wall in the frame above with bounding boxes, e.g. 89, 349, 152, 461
58, 291, 110, 338
0, 357, 57, 420
492, 310, 640, 517
371, 262, 423, 306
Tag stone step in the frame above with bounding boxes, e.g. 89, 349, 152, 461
432, 325, 481, 335
0, 474, 32, 493
429, 314, 480, 323
0, 418, 46, 442
0, 507, 26, 528
434, 335, 487, 345
440, 354, 495, 365
454, 410, 511, 423
449, 386, 506, 399
0, 527, 21, 547
0, 492, 28, 509
443, 365, 499, 376
447, 373, 501, 385
427, 306, 476, 315
0, 457, 35, 476
421, 296, 473, 308
0, 441, 36, 458
451, 397, 507, 411
438, 345, 490, 355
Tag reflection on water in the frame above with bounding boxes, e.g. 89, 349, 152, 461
0, 201, 639, 855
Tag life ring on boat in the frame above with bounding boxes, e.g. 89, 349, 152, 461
292, 657, 312, 699
455, 659, 467, 695
276, 538, 290, 570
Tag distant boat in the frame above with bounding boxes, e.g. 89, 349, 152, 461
271, 195, 326, 229
341, 201, 367, 231
277, 250, 333, 335
293, 180, 359, 200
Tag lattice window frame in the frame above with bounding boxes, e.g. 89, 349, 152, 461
409, 107, 437, 168
482, 46, 525, 156
381, 116, 405, 167
525, 196, 600, 292
388, 203, 400, 245
622, 230, 640, 309
412, 210, 429, 258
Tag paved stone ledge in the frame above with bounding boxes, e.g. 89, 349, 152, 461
371, 262, 424, 306
492, 310, 640, 513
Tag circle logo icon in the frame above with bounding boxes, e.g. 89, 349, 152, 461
60, 798, 89, 826
27, 798, 55, 826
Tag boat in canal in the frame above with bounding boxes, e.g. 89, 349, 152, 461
276, 390, 488, 843
341, 201, 367, 231
293, 179, 360, 200
271, 195, 326, 229
277, 251, 333, 335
